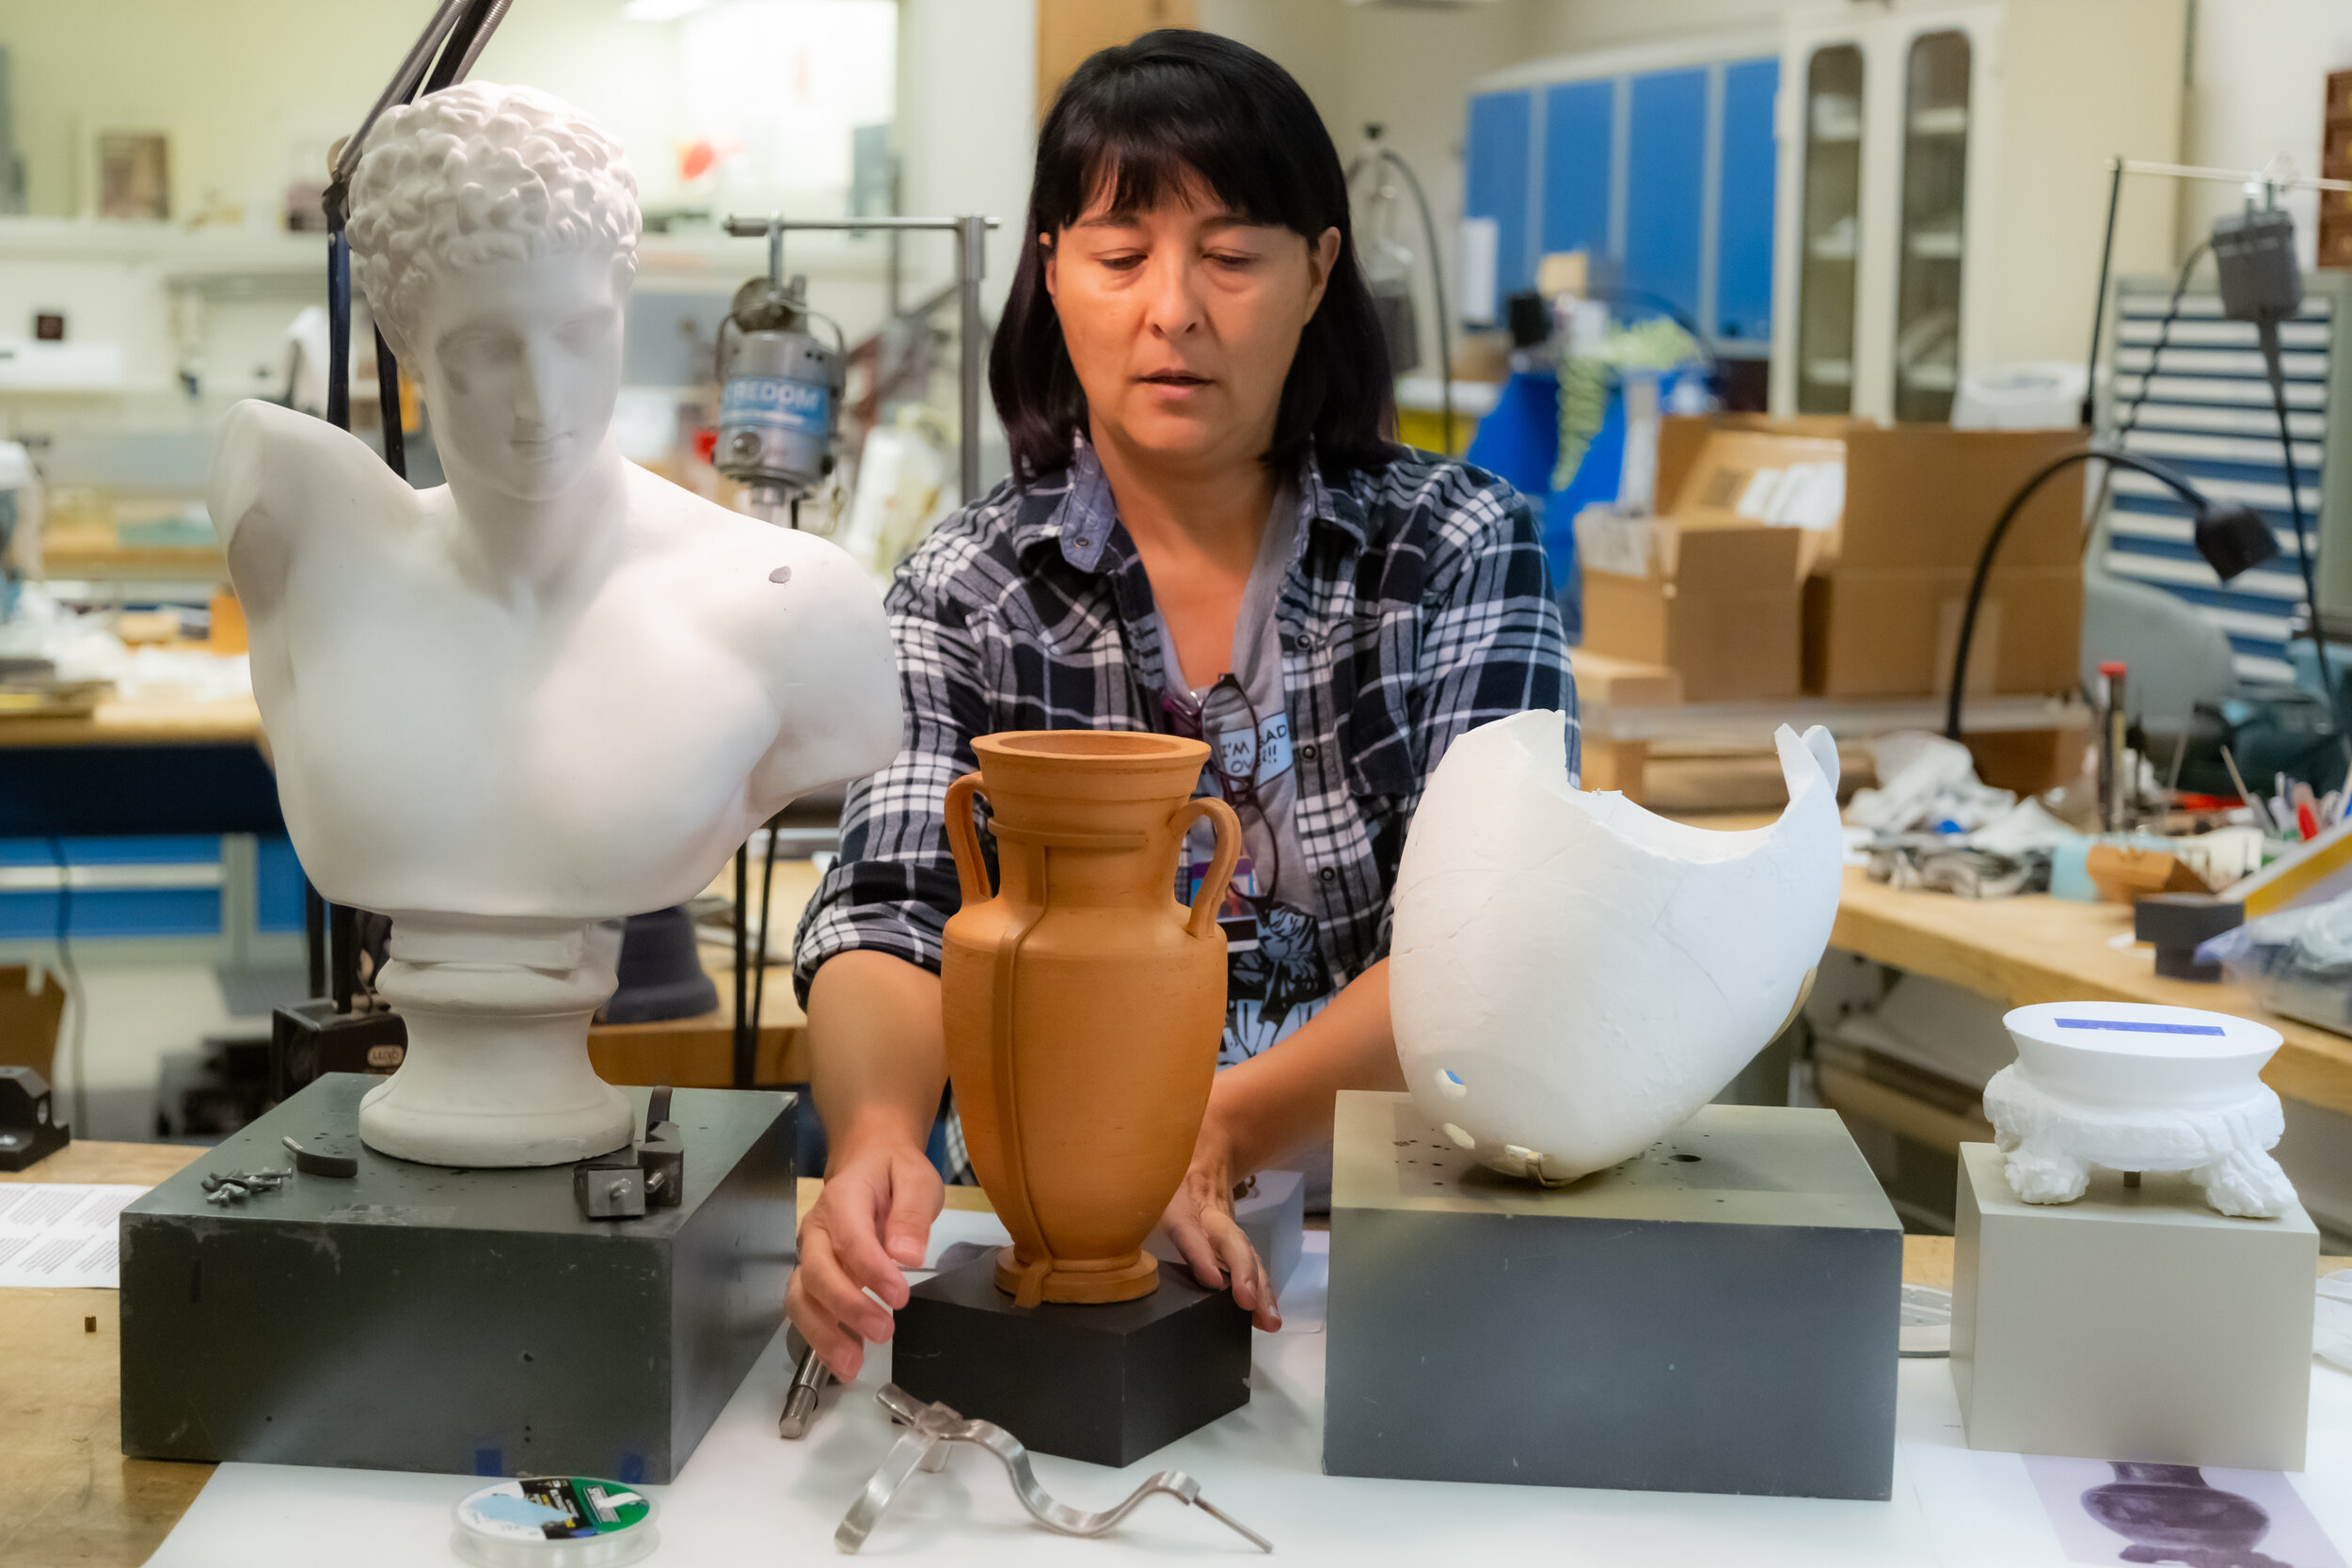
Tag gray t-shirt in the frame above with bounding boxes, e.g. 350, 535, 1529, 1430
1158, 484, 1337, 1205
1158, 485, 1308, 923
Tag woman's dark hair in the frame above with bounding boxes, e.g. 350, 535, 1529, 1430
990, 29, 1396, 484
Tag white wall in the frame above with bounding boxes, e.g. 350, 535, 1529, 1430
2179, 0, 2352, 263
896, 0, 1037, 321
1, 0, 704, 224
1200, 0, 1534, 375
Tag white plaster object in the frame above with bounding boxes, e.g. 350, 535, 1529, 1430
1390, 711, 1843, 1184
1984, 1001, 2293, 1217
210, 84, 900, 1166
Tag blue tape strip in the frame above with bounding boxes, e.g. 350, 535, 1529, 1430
2054, 1018, 2226, 1036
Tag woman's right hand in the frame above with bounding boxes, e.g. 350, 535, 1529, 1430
787, 1134, 944, 1381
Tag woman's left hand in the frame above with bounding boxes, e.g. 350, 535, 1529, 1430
1160, 1120, 1280, 1332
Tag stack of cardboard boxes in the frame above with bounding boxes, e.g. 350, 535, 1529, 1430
1579, 416, 2086, 708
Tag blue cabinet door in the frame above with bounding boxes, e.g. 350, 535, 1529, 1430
1466, 88, 1535, 306
1539, 78, 1615, 266
1623, 68, 1708, 329
1715, 58, 1778, 346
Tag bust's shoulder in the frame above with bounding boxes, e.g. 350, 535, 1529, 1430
622, 465, 883, 633
209, 399, 416, 550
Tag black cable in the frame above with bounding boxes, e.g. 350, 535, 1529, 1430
374, 326, 405, 478
731, 847, 752, 1089
1349, 138, 1454, 451
303, 879, 326, 999
1947, 448, 2224, 742
750, 817, 780, 1084
46, 835, 86, 1134
2082, 158, 2125, 428
1376, 148, 1454, 453
2084, 241, 2207, 557
2263, 320, 2340, 730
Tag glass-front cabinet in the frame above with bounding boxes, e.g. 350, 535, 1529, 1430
1795, 44, 1865, 414
1892, 29, 1972, 421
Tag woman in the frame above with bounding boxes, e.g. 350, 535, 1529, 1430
787, 29, 1573, 1378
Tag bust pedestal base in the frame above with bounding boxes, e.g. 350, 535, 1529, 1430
362, 913, 633, 1167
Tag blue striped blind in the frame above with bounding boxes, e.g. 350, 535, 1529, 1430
2103, 283, 2332, 686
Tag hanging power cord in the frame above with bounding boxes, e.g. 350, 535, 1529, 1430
1948, 449, 2276, 742
2082, 240, 2208, 556
2212, 197, 2343, 733
1349, 130, 1454, 452
47, 835, 87, 1134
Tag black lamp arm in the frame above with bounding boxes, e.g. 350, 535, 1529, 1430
1943, 447, 2213, 742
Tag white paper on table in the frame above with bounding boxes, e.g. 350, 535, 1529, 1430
1904, 1357, 2352, 1568
152, 1313, 1931, 1567
0, 1183, 144, 1287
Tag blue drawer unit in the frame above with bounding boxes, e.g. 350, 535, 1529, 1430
1716, 57, 1780, 346
0, 835, 223, 940
1472, 51, 1777, 357
1466, 87, 1536, 307
1623, 68, 1708, 330
1539, 78, 1615, 266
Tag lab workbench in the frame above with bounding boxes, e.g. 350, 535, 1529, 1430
0, 1146, 2160, 1568
1829, 866, 2352, 1118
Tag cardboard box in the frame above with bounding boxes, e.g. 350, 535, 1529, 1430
1579, 424, 1837, 702
1650, 417, 2088, 700
1814, 425, 2085, 697
1581, 518, 1804, 701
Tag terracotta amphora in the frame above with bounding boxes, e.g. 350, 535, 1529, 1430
942, 731, 1242, 1307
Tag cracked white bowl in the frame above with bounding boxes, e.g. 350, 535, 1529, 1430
1390, 711, 1844, 1184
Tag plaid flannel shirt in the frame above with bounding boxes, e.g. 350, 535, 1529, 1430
794, 441, 1576, 1023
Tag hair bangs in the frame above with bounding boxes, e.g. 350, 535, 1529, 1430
1049, 92, 1288, 237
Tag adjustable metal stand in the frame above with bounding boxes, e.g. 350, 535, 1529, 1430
836, 1384, 1272, 1555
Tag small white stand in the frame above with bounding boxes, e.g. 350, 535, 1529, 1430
1983, 1000, 2293, 1217
361, 916, 632, 1166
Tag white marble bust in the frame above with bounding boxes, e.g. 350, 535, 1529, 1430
212, 84, 900, 1166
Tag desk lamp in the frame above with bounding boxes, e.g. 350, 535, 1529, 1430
1943, 448, 2274, 743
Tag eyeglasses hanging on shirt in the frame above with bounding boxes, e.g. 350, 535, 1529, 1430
1159, 673, 1319, 1013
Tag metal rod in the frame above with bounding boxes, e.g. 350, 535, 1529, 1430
332, 0, 469, 188
2110, 157, 2352, 193
957, 214, 988, 502
441, 0, 514, 85
723, 215, 1000, 235
2084, 157, 2124, 428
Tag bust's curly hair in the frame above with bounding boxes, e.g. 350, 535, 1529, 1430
346, 83, 639, 359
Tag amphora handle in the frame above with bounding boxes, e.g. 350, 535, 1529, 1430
945, 772, 993, 908
1171, 797, 1245, 941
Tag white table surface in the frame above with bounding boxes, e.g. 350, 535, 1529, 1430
144, 1215, 2352, 1567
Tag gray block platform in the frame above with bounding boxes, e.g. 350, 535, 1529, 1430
120, 1074, 795, 1482
1952, 1141, 2317, 1470
1325, 1093, 1902, 1499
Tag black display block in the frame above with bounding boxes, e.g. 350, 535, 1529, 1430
890, 1254, 1251, 1467
119, 1074, 795, 1482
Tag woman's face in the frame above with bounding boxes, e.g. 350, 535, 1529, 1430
1045, 173, 1341, 472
